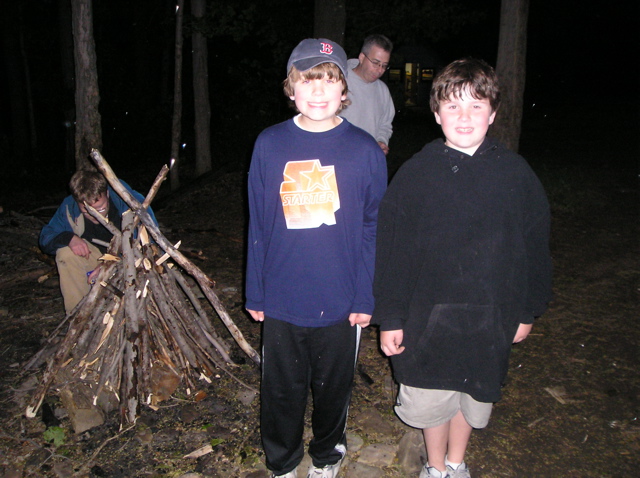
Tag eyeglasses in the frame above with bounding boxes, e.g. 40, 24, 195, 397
363, 53, 390, 71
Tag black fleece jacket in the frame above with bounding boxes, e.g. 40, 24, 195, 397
372, 137, 552, 402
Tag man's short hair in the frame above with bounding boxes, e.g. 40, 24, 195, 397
69, 169, 108, 204
429, 58, 501, 113
283, 63, 351, 113
361, 34, 393, 55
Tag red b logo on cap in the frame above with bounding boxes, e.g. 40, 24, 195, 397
320, 42, 333, 55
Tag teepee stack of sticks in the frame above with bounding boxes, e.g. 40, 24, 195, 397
25, 150, 259, 428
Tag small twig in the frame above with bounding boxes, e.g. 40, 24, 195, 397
142, 164, 169, 209
527, 416, 546, 428
217, 364, 259, 394
84, 203, 121, 238
72, 424, 136, 477
544, 386, 567, 404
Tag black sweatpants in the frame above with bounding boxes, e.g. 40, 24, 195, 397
261, 317, 360, 475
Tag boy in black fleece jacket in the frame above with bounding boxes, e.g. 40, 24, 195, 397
372, 58, 552, 478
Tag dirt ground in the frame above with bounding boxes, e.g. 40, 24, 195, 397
0, 105, 638, 477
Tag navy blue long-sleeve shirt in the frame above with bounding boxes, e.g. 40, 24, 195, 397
245, 117, 387, 327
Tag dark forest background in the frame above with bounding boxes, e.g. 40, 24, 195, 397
0, 0, 637, 206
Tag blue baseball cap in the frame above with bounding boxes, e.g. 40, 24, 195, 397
287, 38, 348, 77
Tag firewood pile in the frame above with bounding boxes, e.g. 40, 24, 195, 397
24, 150, 259, 429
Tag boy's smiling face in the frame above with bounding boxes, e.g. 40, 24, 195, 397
78, 192, 109, 225
434, 89, 496, 156
290, 73, 347, 132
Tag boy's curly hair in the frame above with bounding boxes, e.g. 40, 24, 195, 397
430, 58, 501, 113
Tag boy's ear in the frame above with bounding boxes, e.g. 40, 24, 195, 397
434, 111, 442, 125
488, 110, 497, 124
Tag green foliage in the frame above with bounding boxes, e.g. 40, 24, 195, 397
238, 445, 261, 465
43, 426, 66, 447
210, 438, 225, 447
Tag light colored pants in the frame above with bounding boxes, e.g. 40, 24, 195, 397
55, 241, 101, 314
395, 386, 493, 429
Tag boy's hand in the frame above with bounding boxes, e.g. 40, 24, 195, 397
69, 235, 91, 258
246, 309, 264, 322
349, 313, 372, 328
380, 329, 405, 356
87, 266, 100, 285
513, 323, 533, 343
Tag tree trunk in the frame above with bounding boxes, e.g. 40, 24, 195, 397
192, 0, 212, 177
492, 0, 529, 153
314, 0, 346, 45
170, 0, 185, 190
71, 0, 103, 170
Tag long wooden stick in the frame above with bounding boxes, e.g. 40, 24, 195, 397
90, 149, 260, 365
142, 164, 169, 209
120, 210, 141, 425
26, 260, 120, 418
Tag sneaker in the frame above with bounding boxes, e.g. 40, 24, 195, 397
446, 461, 471, 478
419, 464, 449, 478
272, 470, 297, 478
306, 458, 343, 478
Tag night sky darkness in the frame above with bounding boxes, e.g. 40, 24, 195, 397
0, 0, 637, 185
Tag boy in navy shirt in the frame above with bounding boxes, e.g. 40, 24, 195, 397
245, 38, 387, 478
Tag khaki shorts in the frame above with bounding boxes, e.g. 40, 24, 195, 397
394, 385, 493, 429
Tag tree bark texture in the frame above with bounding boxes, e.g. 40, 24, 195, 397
170, 0, 185, 190
492, 0, 529, 153
71, 0, 102, 170
192, 0, 212, 177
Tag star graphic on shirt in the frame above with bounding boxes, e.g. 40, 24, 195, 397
300, 160, 334, 192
